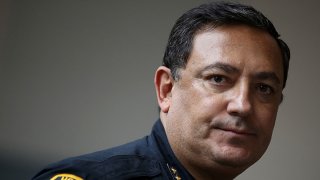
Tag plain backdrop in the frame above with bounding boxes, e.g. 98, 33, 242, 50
1, 0, 319, 179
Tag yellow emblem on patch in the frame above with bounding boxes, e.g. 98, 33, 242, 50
50, 173, 83, 180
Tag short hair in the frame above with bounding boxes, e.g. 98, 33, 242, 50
162, 1, 290, 88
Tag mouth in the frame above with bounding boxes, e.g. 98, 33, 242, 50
216, 127, 257, 137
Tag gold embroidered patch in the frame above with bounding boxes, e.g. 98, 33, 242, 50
50, 173, 83, 180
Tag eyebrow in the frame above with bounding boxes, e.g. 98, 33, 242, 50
254, 72, 281, 85
201, 62, 240, 74
200, 62, 281, 84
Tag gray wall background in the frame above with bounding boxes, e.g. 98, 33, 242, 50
1, 0, 319, 179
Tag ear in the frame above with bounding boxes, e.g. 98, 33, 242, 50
154, 66, 174, 113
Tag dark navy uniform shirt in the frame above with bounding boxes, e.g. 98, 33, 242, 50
32, 119, 194, 180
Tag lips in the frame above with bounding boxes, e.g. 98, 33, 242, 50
218, 127, 256, 136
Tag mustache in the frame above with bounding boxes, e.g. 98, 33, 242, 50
210, 117, 258, 135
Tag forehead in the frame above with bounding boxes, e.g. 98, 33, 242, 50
186, 25, 283, 81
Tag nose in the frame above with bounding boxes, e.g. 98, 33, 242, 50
226, 83, 252, 117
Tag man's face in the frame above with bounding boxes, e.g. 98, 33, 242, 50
163, 25, 283, 173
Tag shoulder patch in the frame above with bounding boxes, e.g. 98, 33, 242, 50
50, 173, 83, 180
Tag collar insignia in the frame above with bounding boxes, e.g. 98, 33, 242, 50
167, 164, 182, 180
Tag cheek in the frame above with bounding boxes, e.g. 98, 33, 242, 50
169, 87, 211, 133
181, 83, 227, 119
260, 105, 278, 127
255, 105, 278, 144
180, 93, 228, 141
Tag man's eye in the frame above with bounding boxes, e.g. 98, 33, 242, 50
257, 83, 274, 95
210, 75, 226, 84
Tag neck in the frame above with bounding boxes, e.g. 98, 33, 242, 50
176, 151, 245, 180
185, 162, 243, 180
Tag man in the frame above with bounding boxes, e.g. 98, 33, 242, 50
33, 1, 290, 180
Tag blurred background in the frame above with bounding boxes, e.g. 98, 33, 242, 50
1, 0, 319, 179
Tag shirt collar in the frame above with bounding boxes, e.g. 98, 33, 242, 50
151, 119, 194, 180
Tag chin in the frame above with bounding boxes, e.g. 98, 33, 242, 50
212, 146, 261, 169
